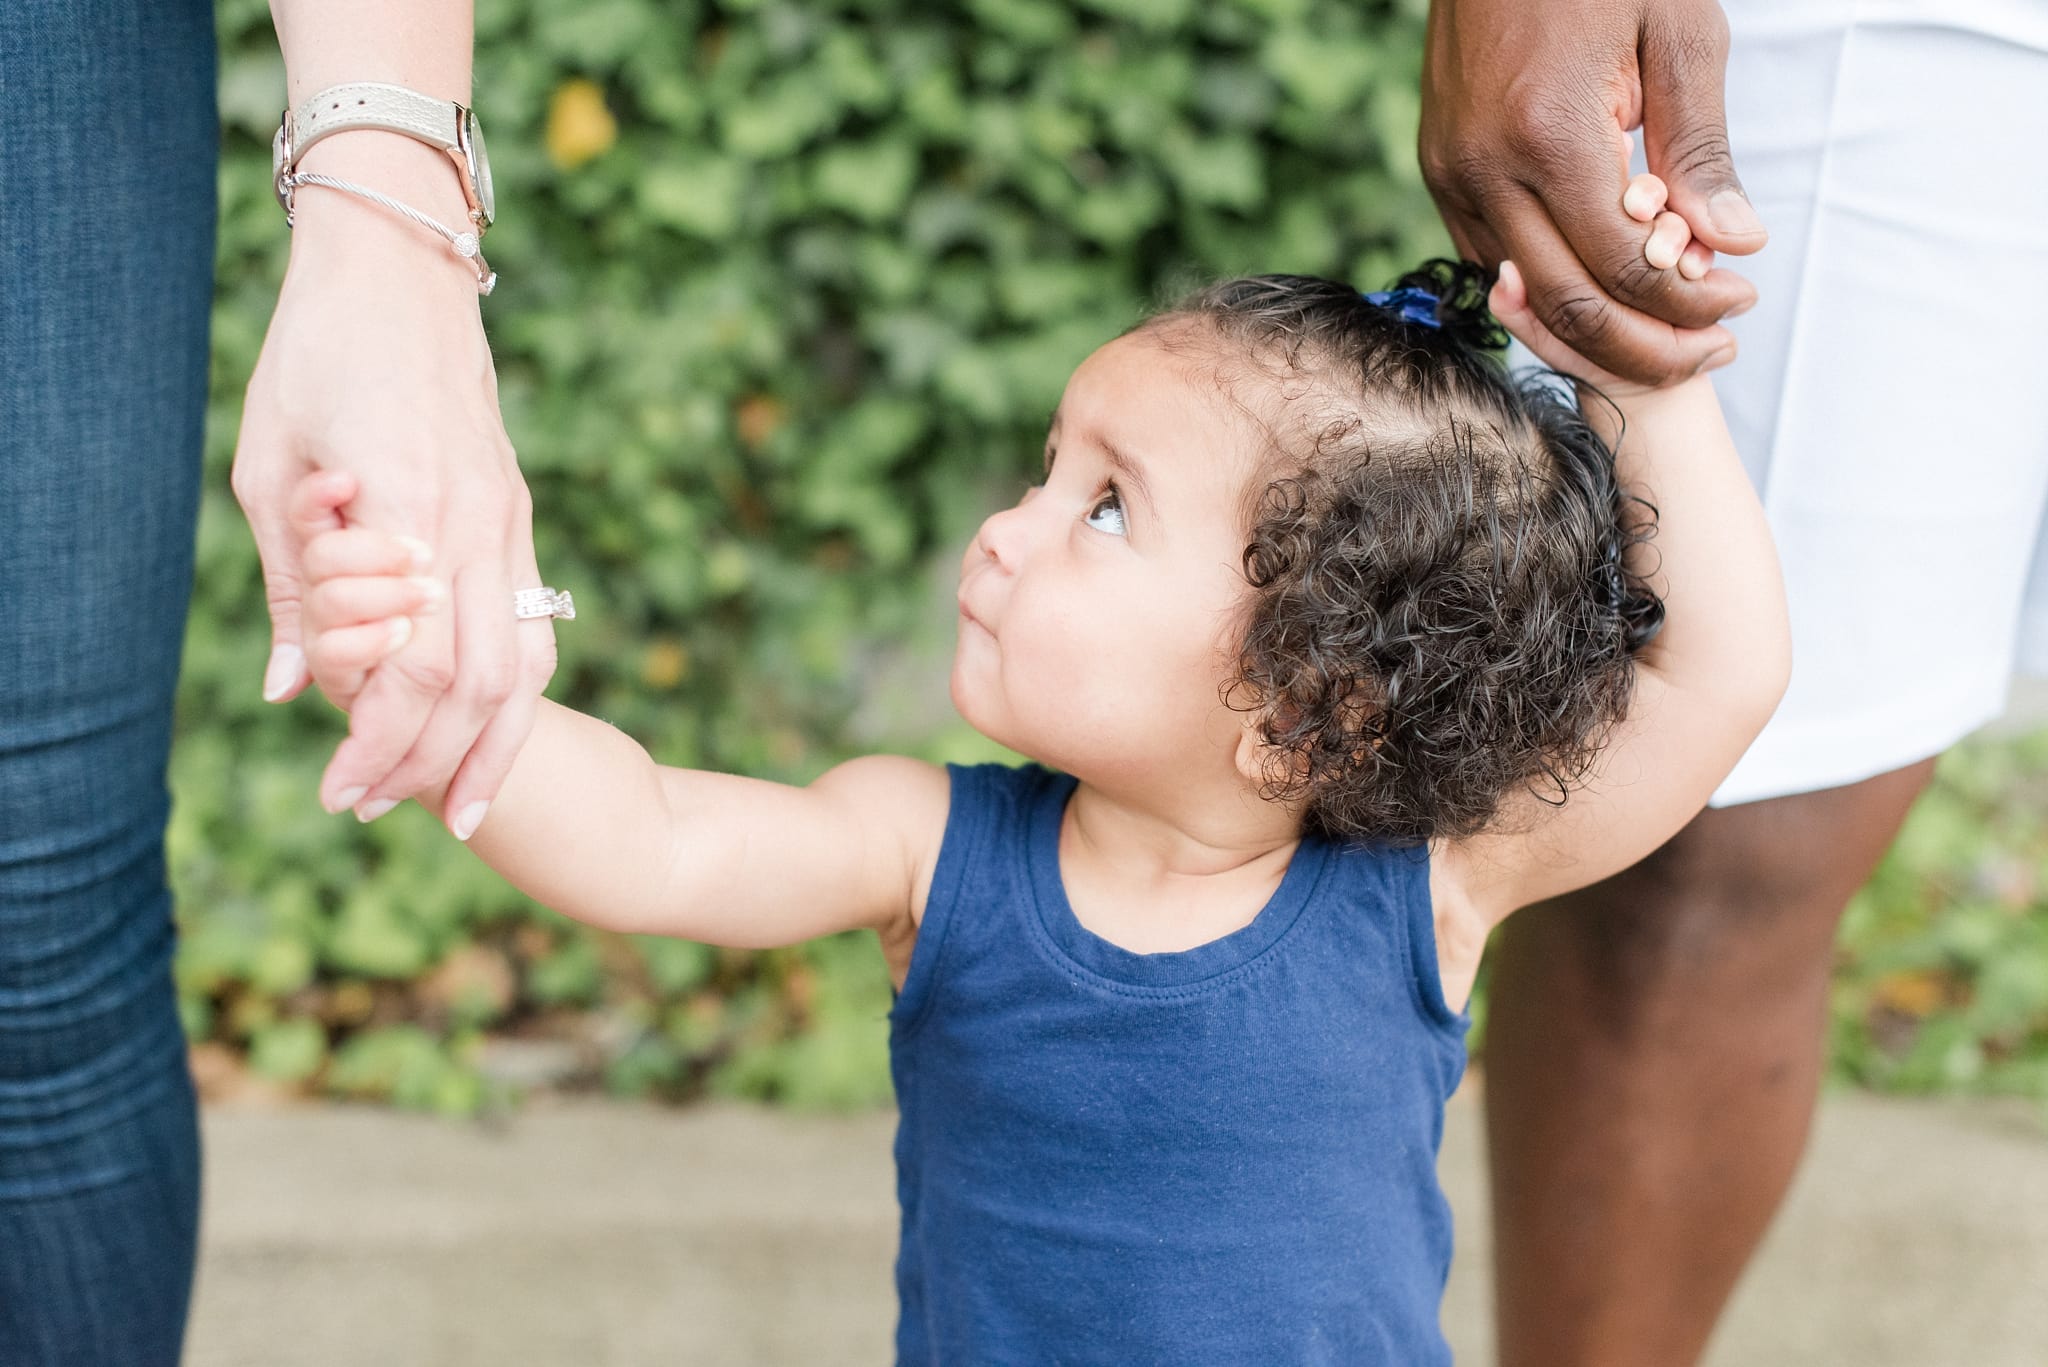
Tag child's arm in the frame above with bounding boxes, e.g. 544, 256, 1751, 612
1435, 213, 1793, 932
289, 473, 950, 945
437, 704, 947, 944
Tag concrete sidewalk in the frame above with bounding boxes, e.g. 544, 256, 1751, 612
185, 1088, 2048, 1366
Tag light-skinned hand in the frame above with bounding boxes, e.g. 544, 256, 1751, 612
232, 183, 556, 842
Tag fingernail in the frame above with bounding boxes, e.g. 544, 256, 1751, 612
355, 798, 398, 823
397, 536, 435, 572
329, 785, 368, 814
1726, 293, 1756, 318
453, 800, 490, 842
385, 617, 414, 654
410, 576, 446, 610
1700, 344, 1738, 374
1709, 190, 1764, 238
262, 643, 305, 702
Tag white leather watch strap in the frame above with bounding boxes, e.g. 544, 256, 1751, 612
289, 81, 463, 162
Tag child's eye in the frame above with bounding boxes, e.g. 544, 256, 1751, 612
1084, 485, 1127, 537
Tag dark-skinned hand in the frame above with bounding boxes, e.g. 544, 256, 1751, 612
1420, 0, 1768, 385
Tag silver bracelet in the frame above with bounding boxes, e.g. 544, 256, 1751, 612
281, 171, 498, 295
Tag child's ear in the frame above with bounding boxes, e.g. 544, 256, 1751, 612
1231, 692, 1381, 791
1232, 705, 1308, 791
1231, 717, 1265, 788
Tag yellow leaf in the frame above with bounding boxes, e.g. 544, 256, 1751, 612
546, 79, 617, 170
1871, 969, 1947, 1019
642, 639, 689, 689
735, 394, 787, 449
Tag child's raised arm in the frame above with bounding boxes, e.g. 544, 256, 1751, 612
290, 473, 949, 948
1435, 243, 1792, 933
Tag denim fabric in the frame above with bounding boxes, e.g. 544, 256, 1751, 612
0, 1, 218, 1362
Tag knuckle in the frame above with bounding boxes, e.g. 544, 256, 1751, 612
464, 658, 519, 708
1663, 124, 1735, 183
1546, 292, 1619, 352
1431, 146, 1505, 220
1416, 134, 1466, 198
395, 652, 457, 694
1598, 249, 1671, 306
523, 639, 560, 689
1501, 87, 1597, 174
263, 568, 304, 615
505, 480, 534, 528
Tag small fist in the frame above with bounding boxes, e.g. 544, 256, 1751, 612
287, 470, 447, 713
1622, 172, 1715, 281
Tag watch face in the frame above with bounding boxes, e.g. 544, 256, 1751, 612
464, 108, 496, 228
271, 116, 293, 210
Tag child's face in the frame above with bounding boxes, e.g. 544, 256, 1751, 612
951, 329, 1267, 793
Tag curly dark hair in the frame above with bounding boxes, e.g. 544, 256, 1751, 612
1146, 260, 1664, 846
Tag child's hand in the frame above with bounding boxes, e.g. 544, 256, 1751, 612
287, 470, 446, 714
1622, 171, 1716, 282
1490, 172, 1736, 399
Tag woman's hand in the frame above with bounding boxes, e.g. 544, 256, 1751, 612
231, 156, 555, 841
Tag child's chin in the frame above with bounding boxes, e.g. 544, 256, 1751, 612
947, 660, 987, 729
948, 670, 1026, 756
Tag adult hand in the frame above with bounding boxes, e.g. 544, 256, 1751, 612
231, 135, 555, 840
1419, 0, 1766, 385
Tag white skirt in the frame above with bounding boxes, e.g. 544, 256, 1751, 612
1543, 1, 2048, 805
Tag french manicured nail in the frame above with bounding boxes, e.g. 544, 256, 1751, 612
1709, 190, 1764, 238
328, 785, 368, 814
384, 616, 414, 655
397, 535, 435, 572
410, 576, 446, 610
262, 643, 304, 702
354, 798, 398, 823
453, 801, 490, 842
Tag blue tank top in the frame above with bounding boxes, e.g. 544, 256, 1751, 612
889, 763, 1471, 1365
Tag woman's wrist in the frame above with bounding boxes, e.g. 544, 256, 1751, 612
284, 128, 486, 276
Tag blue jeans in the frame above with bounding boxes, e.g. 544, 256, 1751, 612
0, 1, 217, 1362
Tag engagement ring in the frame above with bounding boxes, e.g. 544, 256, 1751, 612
513, 587, 575, 621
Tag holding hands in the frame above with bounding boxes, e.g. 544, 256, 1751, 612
281, 468, 518, 840
1495, 171, 1728, 394
1419, 0, 1765, 385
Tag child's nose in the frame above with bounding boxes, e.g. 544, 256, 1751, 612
974, 496, 1037, 570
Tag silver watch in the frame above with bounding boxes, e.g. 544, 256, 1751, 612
272, 81, 495, 231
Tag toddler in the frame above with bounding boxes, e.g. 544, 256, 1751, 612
286, 174, 1788, 1363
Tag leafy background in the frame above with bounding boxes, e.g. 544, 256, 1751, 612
175, 0, 2048, 1114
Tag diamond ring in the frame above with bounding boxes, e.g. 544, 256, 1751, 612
513, 587, 576, 621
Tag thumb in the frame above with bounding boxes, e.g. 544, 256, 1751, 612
257, 469, 358, 703
250, 514, 313, 704
1639, 5, 1766, 257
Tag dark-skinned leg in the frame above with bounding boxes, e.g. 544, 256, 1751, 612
1485, 757, 1940, 1367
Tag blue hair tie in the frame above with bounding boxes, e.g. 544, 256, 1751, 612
1362, 286, 1442, 329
